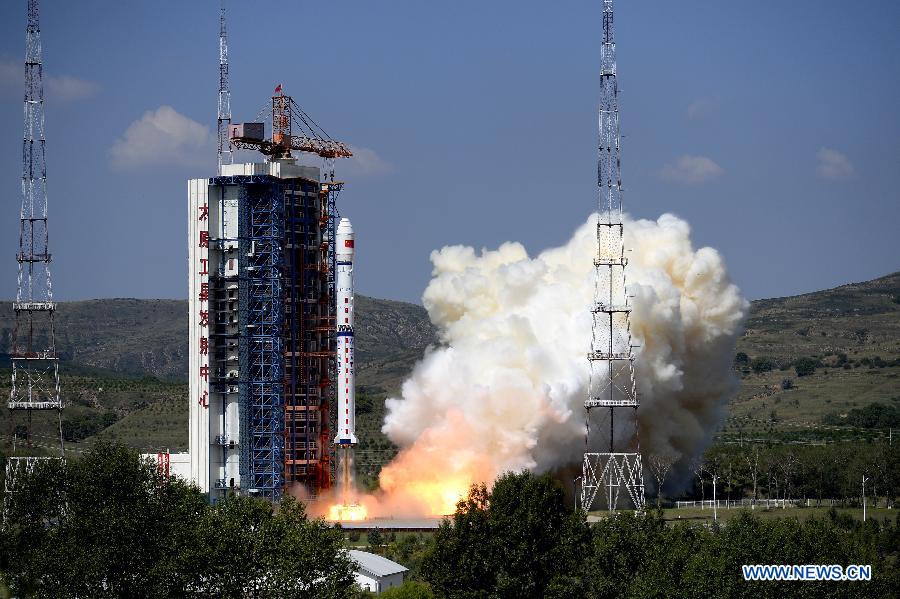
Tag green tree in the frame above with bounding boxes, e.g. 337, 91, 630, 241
0, 443, 355, 598
380, 581, 436, 599
422, 471, 589, 599
750, 356, 776, 374
794, 356, 818, 377
368, 526, 384, 549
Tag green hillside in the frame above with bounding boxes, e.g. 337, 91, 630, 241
0, 294, 436, 456
2, 272, 898, 459
725, 271, 900, 442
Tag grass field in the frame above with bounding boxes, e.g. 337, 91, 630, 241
584, 506, 899, 526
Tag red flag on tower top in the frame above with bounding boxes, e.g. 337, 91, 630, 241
274, 84, 282, 94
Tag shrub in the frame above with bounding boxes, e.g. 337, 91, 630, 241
751, 356, 776, 374
794, 357, 818, 377
781, 378, 794, 390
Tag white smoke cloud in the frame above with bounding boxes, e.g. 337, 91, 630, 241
378, 213, 747, 509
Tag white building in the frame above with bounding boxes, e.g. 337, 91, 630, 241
349, 550, 408, 594
142, 451, 191, 481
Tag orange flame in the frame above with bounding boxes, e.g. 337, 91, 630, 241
328, 503, 368, 521
378, 413, 496, 516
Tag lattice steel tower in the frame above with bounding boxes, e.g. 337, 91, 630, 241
9, 0, 63, 456
217, 0, 233, 173
580, 0, 645, 512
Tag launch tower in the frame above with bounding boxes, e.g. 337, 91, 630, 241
580, 0, 645, 512
188, 83, 352, 502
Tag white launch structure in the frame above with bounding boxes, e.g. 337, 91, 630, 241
334, 218, 359, 507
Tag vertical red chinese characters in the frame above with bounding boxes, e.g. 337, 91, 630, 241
198, 202, 210, 408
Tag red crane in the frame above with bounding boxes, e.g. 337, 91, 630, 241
229, 86, 353, 160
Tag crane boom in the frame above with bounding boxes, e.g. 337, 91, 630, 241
230, 87, 353, 160
230, 135, 352, 159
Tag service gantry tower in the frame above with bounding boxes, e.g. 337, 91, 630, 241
580, 0, 645, 512
8, 0, 64, 456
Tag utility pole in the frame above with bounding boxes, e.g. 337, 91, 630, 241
712, 473, 718, 522
862, 474, 869, 522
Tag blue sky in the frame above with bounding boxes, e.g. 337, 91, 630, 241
0, 0, 897, 304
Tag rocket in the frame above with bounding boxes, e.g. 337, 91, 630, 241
334, 218, 357, 445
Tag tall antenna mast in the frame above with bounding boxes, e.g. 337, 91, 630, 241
217, 0, 233, 172
9, 0, 64, 455
579, 0, 645, 512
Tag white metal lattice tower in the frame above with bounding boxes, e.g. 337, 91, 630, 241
8, 0, 64, 458
216, 0, 233, 173
580, 0, 645, 512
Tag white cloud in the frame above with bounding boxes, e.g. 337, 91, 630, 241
687, 97, 718, 120
110, 106, 212, 170
0, 57, 97, 102
342, 145, 394, 176
659, 155, 724, 185
44, 74, 98, 101
816, 147, 854, 180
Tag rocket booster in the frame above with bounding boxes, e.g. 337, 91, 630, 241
334, 218, 357, 445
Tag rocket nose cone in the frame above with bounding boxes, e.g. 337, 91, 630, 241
337, 218, 354, 252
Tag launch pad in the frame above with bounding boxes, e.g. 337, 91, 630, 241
333, 518, 443, 532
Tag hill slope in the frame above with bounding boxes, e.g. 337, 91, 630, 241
2, 272, 897, 455
727, 271, 900, 440
0, 294, 436, 454
0, 295, 437, 385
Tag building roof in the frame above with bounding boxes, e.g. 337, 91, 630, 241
349, 550, 408, 578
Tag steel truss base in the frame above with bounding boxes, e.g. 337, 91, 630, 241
581, 452, 645, 512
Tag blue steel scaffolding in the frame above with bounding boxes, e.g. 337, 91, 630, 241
246, 179, 285, 500
211, 173, 331, 502
208, 175, 284, 501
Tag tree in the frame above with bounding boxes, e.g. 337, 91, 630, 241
367, 527, 384, 549
0, 442, 356, 598
750, 356, 776, 374
690, 458, 706, 502
422, 472, 589, 599
647, 451, 679, 508
744, 446, 760, 506
794, 356, 818, 377
379, 581, 435, 599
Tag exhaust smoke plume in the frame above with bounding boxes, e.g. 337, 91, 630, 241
374, 213, 747, 515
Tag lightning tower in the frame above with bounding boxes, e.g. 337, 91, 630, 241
216, 0, 233, 173
8, 0, 64, 456
579, 0, 645, 512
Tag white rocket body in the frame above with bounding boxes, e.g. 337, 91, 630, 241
335, 218, 357, 445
